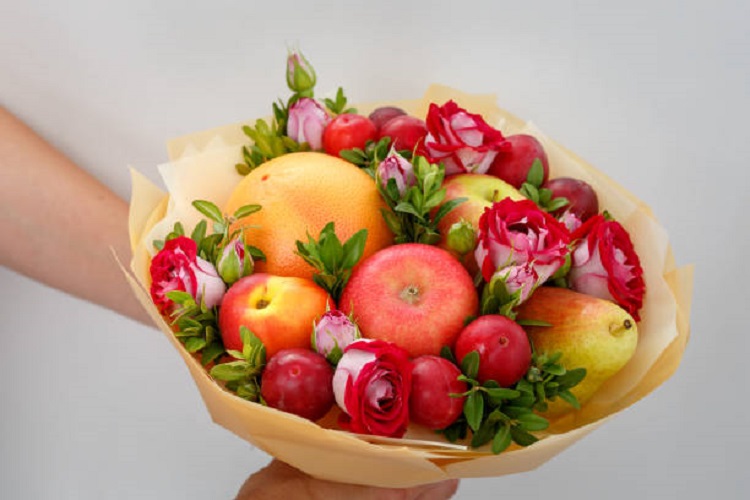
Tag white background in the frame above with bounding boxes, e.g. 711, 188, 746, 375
2, 1, 748, 498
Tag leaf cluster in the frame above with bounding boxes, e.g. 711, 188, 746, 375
322, 87, 356, 115
166, 290, 225, 366
439, 347, 586, 454
295, 222, 368, 301
209, 327, 266, 402
339, 137, 402, 175
379, 156, 466, 245
236, 114, 308, 175
520, 159, 569, 213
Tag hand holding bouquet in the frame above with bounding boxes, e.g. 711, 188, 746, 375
125, 49, 692, 486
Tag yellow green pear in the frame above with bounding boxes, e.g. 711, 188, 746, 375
516, 287, 638, 418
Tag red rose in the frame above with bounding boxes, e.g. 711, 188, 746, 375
419, 100, 510, 175
332, 339, 412, 438
474, 198, 571, 285
568, 215, 645, 320
149, 236, 226, 315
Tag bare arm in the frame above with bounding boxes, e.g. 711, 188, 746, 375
0, 106, 152, 325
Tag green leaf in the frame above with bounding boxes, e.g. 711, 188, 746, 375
210, 361, 251, 382
341, 229, 368, 269
516, 318, 553, 327
516, 413, 549, 432
526, 159, 545, 187
557, 389, 581, 409
510, 425, 539, 447
483, 387, 521, 400
492, 423, 513, 454
192, 200, 224, 224
184, 337, 207, 353
432, 197, 467, 226
464, 391, 484, 432
166, 290, 195, 305
556, 367, 587, 389
233, 204, 262, 219
440, 346, 456, 364
191, 219, 207, 244
201, 342, 226, 366
461, 351, 480, 380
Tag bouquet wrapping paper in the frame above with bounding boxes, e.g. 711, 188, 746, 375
124, 85, 693, 487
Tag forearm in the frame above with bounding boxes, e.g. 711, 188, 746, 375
0, 106, 153, 326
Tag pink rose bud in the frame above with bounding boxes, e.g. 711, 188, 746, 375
492, 263, 539, 305
419, 100, 511, 175
150, 236, 226, 314
312, 310, 360, 364
568, 215, 645, 320
558, 210, 583, 233
474, 198, 571, 285
376, 149, 416, 196
286, 49, 316, 94
332, 339, 412, 438
216, 238, 254, 285
287, 97, 330, 150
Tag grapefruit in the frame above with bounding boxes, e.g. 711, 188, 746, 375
225, 152, 393, 280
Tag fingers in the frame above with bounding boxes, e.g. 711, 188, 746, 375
235, 459, 459, 500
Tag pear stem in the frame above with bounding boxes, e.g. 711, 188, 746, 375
609, 319, 633, 337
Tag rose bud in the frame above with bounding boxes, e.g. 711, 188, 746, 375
375, 149, 416, 196
312, 310, 360, 364
491, 263, 539, 305
216, 237, 254, 285
285, 49, 316, 95
474, 198, 571, 285
445, 219, 477, 256
286, 97, 331, 150
568, 215, 646, 320
150, 236, 226, 315
332, 339, 412, 438
419, 100, 511, 175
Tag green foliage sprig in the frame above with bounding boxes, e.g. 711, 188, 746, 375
379, 156, 466, 245
322, 87, 356, 115
439, 347, 586, 454
209, 327, 266, 402
295, 222, 368, 301
520, 159, 569, 213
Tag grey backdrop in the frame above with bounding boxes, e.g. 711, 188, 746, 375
2, 1, 747, 498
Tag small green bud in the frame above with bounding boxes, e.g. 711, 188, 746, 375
445, 220, 477, 256
286, 49, 316, 94
217, 238, 254, 285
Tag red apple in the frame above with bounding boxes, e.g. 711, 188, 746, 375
219, 273, 333, 358
487, 134, 549, 189
339, 244, 478, 357
454, 315, 531, 387
435, 174, 524, 269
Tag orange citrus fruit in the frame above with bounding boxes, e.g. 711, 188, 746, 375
224, 152, 393, 280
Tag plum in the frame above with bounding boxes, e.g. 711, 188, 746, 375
487, 134, 549, 189
543, 177, 599, 222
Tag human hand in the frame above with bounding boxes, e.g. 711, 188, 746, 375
236, 459, 459, 499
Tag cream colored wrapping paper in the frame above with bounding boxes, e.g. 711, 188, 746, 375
125, 84, 693, 487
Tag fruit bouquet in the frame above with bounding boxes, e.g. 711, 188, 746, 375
124, 50, 693, 487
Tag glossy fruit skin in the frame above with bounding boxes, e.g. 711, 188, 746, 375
218, 273, 333, 359
378, 115, 428, 152
543, 177, 599, 221
260, 348, 335, 421
323, 113, 377, 157
339, 243, 479, 358
487, 134, 549, 189
368, 106, 406, 132
224, 152, 393, 280
410, 355, 467, 430
454, 315, 532, 387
